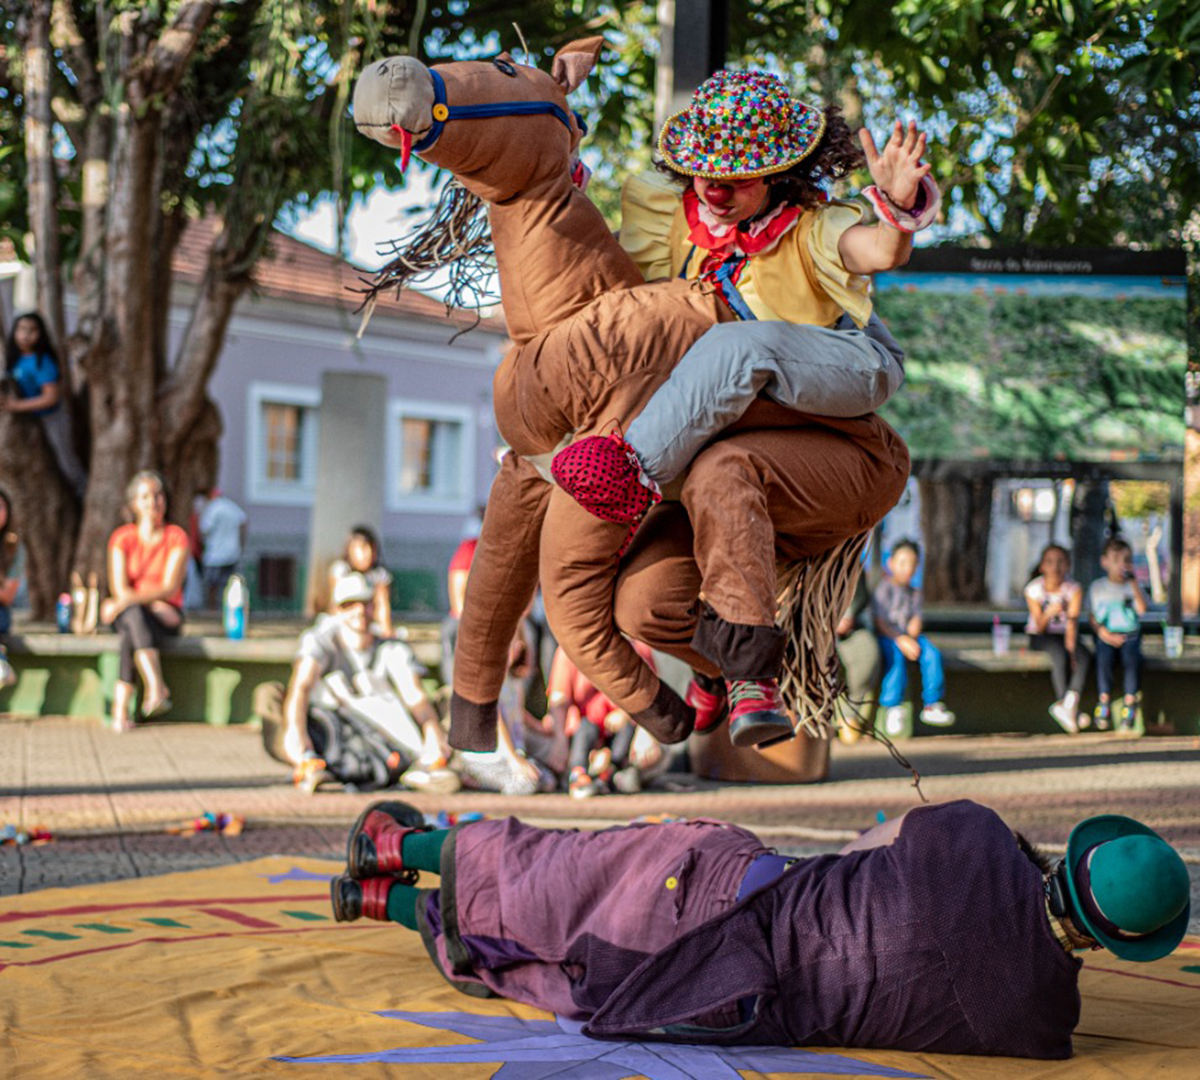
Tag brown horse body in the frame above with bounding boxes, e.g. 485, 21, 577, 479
354, 40, 909, 750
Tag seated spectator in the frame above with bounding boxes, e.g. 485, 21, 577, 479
0, 488, 19, 689
328, 525, 394, 637
1, 312, 87, 497
834, 571, 881, 743
282, 572, 455, 791
1087, 537, 1147, 733
546, 641, 661, 797
439, 535, 477, 684
101, 471, 187, 731
1025, 543, 1092, 734
873, 539, 955, 735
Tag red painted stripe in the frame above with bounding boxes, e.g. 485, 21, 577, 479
196, 907, 279, 929
0, 895, 326, 924
0, 924, 380, 972
1087, 965, 1200, 991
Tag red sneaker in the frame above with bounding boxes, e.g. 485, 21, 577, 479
551, 433, 661, 554
687, 676, 729, 735
346, 800, 427, 880
727, 678, 794, 748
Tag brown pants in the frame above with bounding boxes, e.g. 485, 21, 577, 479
612, 416, 909, 678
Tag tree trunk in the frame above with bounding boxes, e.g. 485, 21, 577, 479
0, 414, 80, 618
917, 475, 993, 603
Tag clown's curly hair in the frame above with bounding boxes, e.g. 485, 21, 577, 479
654, 104, 863, 213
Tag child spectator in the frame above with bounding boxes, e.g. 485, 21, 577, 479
1025, 543, 1092, 734
328, 525, 393, 637
0, 489, 19, 688
546, 641, 659, 797
1, 312, 87, 497
873, 539, 955, 735
1087, 537, 1147, 733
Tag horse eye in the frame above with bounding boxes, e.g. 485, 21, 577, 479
492, 58, 517, 76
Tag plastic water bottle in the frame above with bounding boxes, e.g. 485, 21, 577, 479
223, 574, 247, 640
56, 592, 73, 634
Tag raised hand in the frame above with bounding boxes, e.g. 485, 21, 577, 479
859, 120, 931, 210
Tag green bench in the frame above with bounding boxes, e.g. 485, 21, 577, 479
0, 622, 444, 725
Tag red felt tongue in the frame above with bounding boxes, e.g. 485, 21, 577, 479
390, 125, 412, 173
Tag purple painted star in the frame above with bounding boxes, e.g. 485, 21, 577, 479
274, 1010, 928, 1078
260, 866, 337, 884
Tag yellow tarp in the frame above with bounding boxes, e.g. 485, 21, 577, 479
0, 856, 1196, 1079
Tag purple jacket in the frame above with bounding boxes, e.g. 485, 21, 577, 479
419, 802, 1081, 1059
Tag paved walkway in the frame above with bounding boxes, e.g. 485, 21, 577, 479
2, 716, 1198, 929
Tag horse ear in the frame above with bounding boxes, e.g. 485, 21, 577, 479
551, 37, 604, 94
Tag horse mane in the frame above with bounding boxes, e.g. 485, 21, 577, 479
353, 180, 498, 337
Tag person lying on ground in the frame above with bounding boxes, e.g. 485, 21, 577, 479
330, 797, 1190, 1060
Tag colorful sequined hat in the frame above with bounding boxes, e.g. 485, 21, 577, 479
658, 70, 826, 180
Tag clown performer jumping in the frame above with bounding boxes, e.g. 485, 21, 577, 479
550, 69, 940, 745
330, 798, 1190, 1059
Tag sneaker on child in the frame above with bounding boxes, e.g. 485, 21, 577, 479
883, 706, 907, 738
1093, 702, 1111, 731
919, 701, 956, 727
1049, 698, 1079, 735
0, 656, 16, 689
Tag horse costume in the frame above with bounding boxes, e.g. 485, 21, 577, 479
353, 38, 908, 752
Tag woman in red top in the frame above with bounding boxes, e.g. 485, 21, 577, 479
102, 471, 188, 731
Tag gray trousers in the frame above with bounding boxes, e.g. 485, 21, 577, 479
626, 312, 906, 484
40, 408, 88, 498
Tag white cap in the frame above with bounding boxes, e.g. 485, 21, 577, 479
332, 572, 374, 607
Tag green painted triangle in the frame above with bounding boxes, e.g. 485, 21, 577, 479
141, 917, 190, 928
0, 940, 35, 948
74, 923, 131, 934
281, 910, 329, 921
22, 929, 81, 940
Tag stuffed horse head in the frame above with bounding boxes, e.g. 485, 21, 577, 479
353, 39, 601, 204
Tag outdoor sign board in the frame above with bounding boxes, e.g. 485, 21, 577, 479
874, 247, 1188, 464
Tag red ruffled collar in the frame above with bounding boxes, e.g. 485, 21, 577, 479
683, 188, 803, 256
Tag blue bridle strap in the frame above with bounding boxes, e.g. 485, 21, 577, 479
412, 67, 576, 154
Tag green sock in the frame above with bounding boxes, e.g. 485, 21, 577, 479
401, 828, 449, 874
385, 882, 421, 930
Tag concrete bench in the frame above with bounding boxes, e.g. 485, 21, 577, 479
0, 622, 444, 724
872, 632, 1200, 738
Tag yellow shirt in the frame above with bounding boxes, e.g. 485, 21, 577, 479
619, 170, 873, 328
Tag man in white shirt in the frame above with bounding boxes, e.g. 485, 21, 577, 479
198, 486, 248, 608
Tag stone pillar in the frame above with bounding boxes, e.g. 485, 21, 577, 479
653, 0, 728, 134
305, 371, 387, 615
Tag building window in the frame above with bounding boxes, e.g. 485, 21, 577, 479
256, 555, 297, 602
247, 383, 320, 504
388, 401, 475, 513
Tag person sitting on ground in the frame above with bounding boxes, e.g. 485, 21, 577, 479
197, 485, 247, 609
330, 797, 1189, 1060
0, 488, 20, 689
328, 525, 394, 638
1, 311, 88, 498
101, 471, 188, 731
834, 570, 882, 743
546, 641, 661, 797
283, 572, 455, 793
1025, 543, 1092, 734
1087, 537, 1147, 733
873, 539, 954, 735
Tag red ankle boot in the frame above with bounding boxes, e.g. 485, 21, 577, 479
346, 800, 427, 880
330, 874, 393, 922
686, 675, 729, 735
727, 678, 794, 748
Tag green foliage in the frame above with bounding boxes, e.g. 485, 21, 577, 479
1110, 479, 1169, 519
878, 288, 1187, 459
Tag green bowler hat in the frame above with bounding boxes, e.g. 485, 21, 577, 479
1065, 814, 1190, 962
